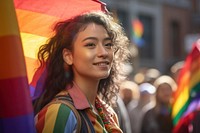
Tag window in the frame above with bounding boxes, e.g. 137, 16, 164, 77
138, 14, 154, 59
116, 9, 130, 38
170, 21, 181, 58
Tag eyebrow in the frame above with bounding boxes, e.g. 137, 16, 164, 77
82, 37, 111, 42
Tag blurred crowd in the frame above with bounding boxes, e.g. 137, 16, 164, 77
115, 61, 185, 133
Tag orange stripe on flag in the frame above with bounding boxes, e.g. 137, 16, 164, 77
0, 35, 27, 79
16, 9, 59, 37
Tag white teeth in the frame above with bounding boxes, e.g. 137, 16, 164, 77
96, 63, 108, 66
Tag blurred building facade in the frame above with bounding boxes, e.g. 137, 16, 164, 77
102, 0, 200, 77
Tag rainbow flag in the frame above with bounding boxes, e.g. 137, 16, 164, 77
172, 39, 200, 132
14, 0, 107, 100
0, 0, 35, 132
131, 18, 144, 47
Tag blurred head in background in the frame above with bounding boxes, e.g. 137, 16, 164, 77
138, 82, 156, 107
170, 61, 184, 83
134, 67, 161, 85
154, 75, 177, 106
119, 80, 139, 106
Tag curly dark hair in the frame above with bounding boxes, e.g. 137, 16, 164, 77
35, 11, 130, 111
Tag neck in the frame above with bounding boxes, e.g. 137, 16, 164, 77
73, 78, 99, 106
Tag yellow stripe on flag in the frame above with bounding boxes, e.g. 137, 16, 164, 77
172, 85, 190, 117
21, 32, 48, 59
172, 72, 190, 117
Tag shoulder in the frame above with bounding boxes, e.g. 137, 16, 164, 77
35, 102, 78, 133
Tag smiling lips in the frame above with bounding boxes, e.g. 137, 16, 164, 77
93, 61, 110, 67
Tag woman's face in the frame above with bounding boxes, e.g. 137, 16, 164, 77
63, 23, 114, 81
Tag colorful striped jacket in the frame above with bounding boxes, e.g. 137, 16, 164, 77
35, 84, 122, 133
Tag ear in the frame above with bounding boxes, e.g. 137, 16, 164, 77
63, 48, 73, 65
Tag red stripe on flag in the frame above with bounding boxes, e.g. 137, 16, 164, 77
14, 0, 105, 20
0, 35, 27, 79
0, 76, 33, 118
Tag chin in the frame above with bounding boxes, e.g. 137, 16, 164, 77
98, 74, 110, 80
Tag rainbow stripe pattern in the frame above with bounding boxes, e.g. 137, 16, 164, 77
14, 0, 106, 99
0, 0, 35, 132
132, 18, 144, 47
172, 39, 200, 132
35, 88, 122, 133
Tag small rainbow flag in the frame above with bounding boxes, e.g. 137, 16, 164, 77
172, 39, 200, 132
0, 0, 35, 132
14, 0, 107, 100
131, 18, 144, 47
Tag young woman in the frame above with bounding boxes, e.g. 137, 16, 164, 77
34, 11, 130, 133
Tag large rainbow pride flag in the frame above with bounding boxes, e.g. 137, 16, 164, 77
1, 0, 106, 132
14, 0, 106, 100
172, 39, 200, 132
0, 0, 35, 132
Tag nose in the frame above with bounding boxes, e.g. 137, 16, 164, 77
97, 45, 108, 58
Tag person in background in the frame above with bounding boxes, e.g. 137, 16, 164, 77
114, 95, 132, 133
170, 61, 184, 83
133, 67, 161, 85
34, 11, 130, 133
140, 75, 177, 133
145, 68, 161, 85
119, 80, 139, 109
116, 80, 139, 133
128, 82, 156, 133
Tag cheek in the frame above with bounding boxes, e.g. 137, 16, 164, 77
73, 51, 93, 65
110, 51, 114, 58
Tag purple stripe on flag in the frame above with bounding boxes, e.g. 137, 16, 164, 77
183, 98, 200, 117
0, 112, 36, 133
31, 67, 47, 100
30, 85, 35, 98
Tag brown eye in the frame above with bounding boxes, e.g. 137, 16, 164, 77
104, 43, 113, 49
85, 43, 96, 48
